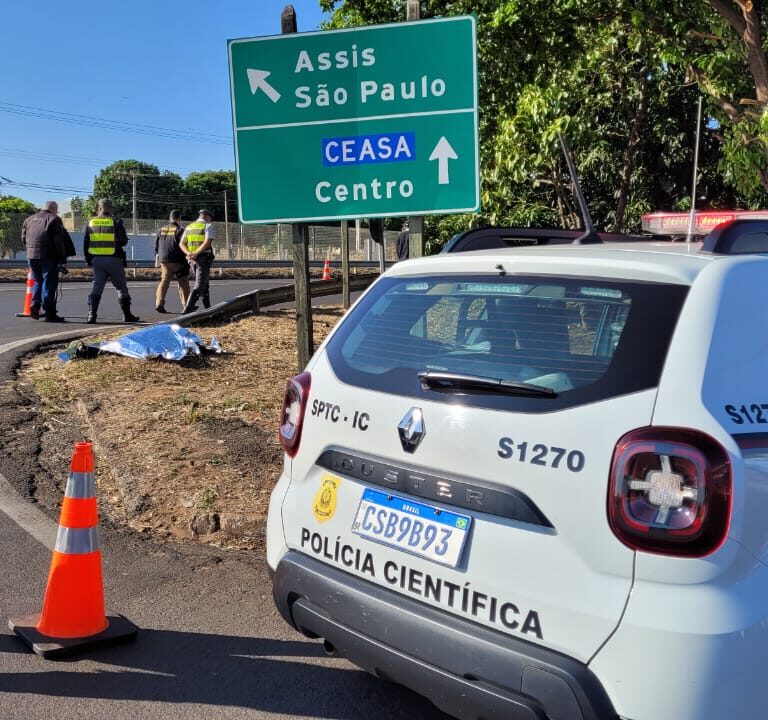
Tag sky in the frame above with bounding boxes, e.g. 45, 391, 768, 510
1, 0, 329, 210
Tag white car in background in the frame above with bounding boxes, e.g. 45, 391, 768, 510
266, 219, 768, 720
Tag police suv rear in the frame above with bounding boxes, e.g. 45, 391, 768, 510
266, 219, 768, 720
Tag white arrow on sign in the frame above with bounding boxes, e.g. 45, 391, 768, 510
247, 69, 281, 103
429, 137, 458, 185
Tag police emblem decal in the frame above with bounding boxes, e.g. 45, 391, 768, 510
398, 407, 425, 453
313, 474, 341, 522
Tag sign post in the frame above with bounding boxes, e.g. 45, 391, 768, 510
228, 15, 479, 225
281, 4, 312, 371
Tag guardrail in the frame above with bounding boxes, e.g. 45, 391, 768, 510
173, 275, 378, 327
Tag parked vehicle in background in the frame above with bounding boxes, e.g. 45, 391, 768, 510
266, 217, 768, 720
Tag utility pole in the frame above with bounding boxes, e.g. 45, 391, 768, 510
224, 189, 231, 259
406, 0, 424, 258
131, 171, 138, 235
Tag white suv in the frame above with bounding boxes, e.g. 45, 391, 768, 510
266, 219, 768, 720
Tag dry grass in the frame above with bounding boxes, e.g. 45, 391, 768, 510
19, 308, 344, 550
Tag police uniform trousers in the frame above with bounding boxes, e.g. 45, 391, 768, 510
90, 256, 130, 300
190, 254, 213, 299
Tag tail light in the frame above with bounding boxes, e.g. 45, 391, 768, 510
279, 372, 311, 458
608, 427, 731, 557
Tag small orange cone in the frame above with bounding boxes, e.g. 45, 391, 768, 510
8, 442, 138, 658
15, 268, 36, 317
322, 258, 332, 281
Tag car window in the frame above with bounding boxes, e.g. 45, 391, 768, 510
327, 274, 689, 412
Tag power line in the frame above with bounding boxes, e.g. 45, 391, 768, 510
0, 147, 211, 174
0, 102, 233, 145
135, 188, 237, 201
0, 178, 91, 195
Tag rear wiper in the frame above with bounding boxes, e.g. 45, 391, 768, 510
418, 371, 557, 397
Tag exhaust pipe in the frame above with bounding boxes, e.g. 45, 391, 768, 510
322, 639, 337, 656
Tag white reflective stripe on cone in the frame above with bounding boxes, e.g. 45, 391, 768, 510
64, 471, 95, 499
54, 526, 101, 554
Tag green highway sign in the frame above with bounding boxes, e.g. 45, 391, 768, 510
228, 16, 478, 224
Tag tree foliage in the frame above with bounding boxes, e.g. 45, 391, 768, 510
90, 160, 183, 221
321, 0, 768, 249
83, 163, 237, 224
0, 195, 37, 258
181, 170, 237, 222
0, 195, 37, 214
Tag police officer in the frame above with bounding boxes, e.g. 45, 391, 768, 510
83, 198, 139, 324
180, 209, 215, 314
154, 209, 190, 313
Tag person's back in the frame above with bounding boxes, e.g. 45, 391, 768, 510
154, 210, 190, 313
23, 207, 59, 260
21, 201, 69, 322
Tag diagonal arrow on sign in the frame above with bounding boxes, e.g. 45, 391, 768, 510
247, 69, 281, 103
429, 136, 458, 185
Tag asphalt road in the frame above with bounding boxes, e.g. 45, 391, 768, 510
0, 277, 293, 342
0, 278, 450, 720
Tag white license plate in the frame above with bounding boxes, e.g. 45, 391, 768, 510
352, 488, 471, 568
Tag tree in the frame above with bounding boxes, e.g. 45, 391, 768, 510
181, 171, 237, 222
0, 195, 37, 258
0, 196, 37, 214
91, 160, 184, 221
68, 196, 85, 217
655, 1, 768, 203
321, 0, 762, 246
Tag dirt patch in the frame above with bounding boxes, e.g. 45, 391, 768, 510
9, 309, 343, 551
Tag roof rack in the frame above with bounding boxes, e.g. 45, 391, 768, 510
700, 219, 768, 255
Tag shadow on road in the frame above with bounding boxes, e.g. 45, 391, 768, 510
0, 628, 448, 719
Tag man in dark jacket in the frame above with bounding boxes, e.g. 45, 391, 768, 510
21, 200, 74, 322
154, 209, 190, 313
83, 198, 139, 323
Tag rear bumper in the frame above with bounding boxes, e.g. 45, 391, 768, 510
273, 552, 617, 720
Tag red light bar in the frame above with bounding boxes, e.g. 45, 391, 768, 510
641, 211, 768, 236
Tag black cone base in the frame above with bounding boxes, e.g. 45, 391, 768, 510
8, 611, 138, 659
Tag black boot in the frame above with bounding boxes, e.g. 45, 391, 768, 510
86, 295, 100, 324
202, 291, 210, 309
182, 289, 200, 314
120, 297, 140, 323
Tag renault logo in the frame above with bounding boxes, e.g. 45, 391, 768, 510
398, 407, 425, 453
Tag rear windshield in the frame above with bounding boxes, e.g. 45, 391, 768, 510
325, 274, 689, 412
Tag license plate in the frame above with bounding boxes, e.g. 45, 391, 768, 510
352, 488, 471, 568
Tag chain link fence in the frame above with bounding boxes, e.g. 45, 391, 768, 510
0, 213, 25, 259
1, 213, 400, 262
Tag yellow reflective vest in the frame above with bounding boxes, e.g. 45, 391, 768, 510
87, 217, 116, 256
184, 221, 206, 253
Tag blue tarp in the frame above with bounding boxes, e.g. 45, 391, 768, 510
59, 323, 221, 362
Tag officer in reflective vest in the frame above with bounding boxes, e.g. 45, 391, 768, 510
180, 209, 216, 314
83, 198, 139, 323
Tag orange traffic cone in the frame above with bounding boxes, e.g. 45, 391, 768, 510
15, 268, 36, 318
322, 258, 332, 281
8, 442, 138, 658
